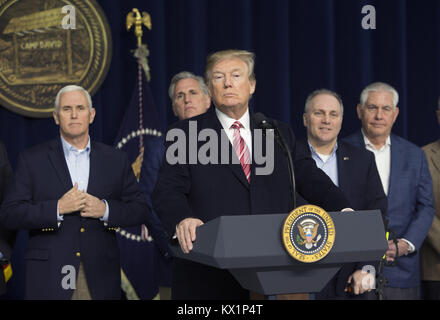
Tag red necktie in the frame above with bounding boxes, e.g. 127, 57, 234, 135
231, 121, 251, 182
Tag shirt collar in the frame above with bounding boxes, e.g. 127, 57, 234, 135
61, 135, 91, 157
361, 129, 391, 151
215, 107, 250, 130
308, 140, 338, 159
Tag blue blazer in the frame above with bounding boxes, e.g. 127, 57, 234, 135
343, 131, 435, 288
0, 138, 151, 299
152, 107, 351, 299
296, 139, 387, 298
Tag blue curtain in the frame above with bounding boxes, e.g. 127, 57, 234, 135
1, 0, 439, 299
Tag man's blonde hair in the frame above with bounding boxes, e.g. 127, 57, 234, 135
205, 49, 256, 84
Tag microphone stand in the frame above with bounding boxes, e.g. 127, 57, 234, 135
272, 120, 297, 210
256, 114, 296, 210
376, 219, 398, 300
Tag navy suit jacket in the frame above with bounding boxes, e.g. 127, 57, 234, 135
297, 139, 387, 298
0, 138, 150, 299
343, 131, 435, 288
0, 141, 15, 296
152, 107, 351, 299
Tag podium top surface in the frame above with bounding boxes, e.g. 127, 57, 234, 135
170, 210, 387, 269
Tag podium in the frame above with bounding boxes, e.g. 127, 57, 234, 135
170, 210, 387, 295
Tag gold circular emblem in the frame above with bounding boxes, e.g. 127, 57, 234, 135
282, 205, 336, 263
0, 0, 112, 117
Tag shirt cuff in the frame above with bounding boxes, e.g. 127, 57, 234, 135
401, 238, 416, 254
56, 201, 64, 221
100, 199, 109, 222
172, 225, 179, 239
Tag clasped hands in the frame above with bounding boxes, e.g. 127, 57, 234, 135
58, 182, 106, 218
385, 239, 409, 262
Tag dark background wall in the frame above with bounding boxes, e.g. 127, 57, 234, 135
1, 0, 439, 165
0, 0, 439, 299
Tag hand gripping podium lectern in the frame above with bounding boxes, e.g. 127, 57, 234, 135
170, 210, 387, 295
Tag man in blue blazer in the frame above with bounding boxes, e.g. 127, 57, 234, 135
344, 82, 434, 300
0, 85, 151, 300
152, 50, 353, 300
298, 89, 387, 299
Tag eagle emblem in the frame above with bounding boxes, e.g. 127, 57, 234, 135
297, 219, 322, 249
282, 205, 336, 263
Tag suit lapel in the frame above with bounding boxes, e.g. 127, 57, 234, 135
336, 143, 350, 192
356, 130, 366, 149
208, 108, 250, 189
86, 141, 100, 196
48, 138, 73, 192
388, 135, 400, 199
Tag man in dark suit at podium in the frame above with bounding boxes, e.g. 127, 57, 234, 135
298, 89, 387, 299
152, 50, 354, 300
0, 141, 15, 296
0, 85, 151, 300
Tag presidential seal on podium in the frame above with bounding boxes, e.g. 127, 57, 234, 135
282, 205, 336, 263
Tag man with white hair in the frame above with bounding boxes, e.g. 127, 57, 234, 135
420, 96, 440, 300
0, 85, 151, 299
344, 82, 435, 300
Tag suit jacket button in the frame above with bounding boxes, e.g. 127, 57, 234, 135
80, 228, 85, 233
76, 252, 81, 257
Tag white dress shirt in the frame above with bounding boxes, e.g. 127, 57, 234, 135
362, 130, 391, 196
215, 108, 252, 157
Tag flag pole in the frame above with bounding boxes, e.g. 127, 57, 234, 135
126, 8, 152, 179
117, 9, 161, 300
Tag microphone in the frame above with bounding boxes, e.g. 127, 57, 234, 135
254, 112, 274, 131
254, 113, 284, 143
253, 112, 297, 209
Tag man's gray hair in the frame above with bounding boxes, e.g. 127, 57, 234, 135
360, 82, 399, 109
168, 71, 209, 102
304, 89, 344, 115
54, 85, 92, 113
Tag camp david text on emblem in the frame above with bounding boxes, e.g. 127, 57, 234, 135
282, 205, 335, 263
0, 0, 112, 118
